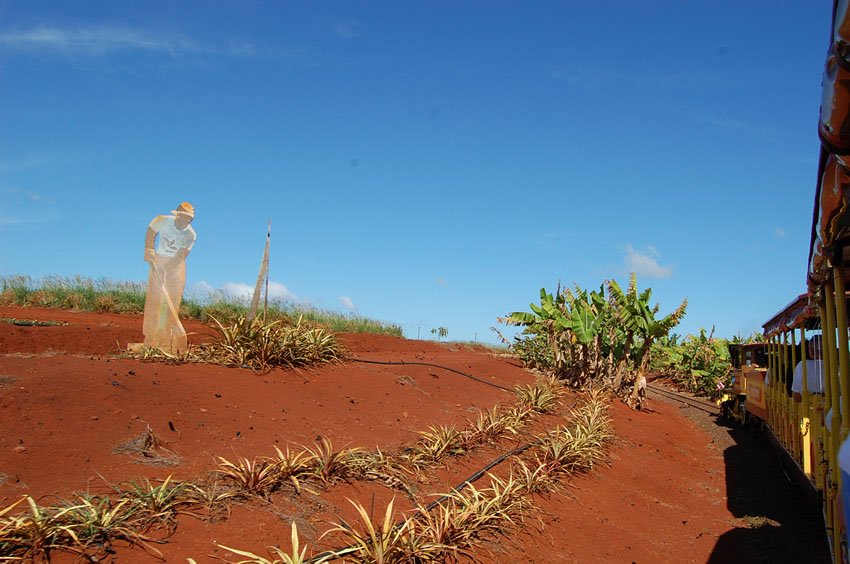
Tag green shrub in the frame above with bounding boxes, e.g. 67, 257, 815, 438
511, 332, 554, 372
501, 274, 686, 394
650, 328, 732, 399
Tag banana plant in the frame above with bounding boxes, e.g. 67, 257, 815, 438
624, 285, 688, 406
650, 327, 732, 398
501, 274, 687, 400
566, 285, 607, 386
502, 286, 575, 379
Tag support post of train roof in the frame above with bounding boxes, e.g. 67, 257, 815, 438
833, 266, 850, 445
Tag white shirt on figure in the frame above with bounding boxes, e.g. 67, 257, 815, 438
791, 359, 825, 395
150, 215, 196, 258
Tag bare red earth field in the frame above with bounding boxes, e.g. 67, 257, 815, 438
0, 306, 830, 562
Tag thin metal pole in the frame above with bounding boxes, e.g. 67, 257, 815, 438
264, 220, 271, 320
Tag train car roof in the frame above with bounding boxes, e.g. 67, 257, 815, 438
808, 1, 850, 293
728, 342, 768, 350
763, 293, 817, 336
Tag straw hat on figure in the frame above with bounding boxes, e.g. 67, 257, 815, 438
141, 202, 197, 353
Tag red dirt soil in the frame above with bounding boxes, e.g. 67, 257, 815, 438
0, 307, 829, 562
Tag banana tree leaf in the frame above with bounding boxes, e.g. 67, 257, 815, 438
505, 311, 538, 326
540, 288, 554, 309
570, 302, 599, 345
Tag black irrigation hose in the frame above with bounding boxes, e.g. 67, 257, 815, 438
420, 441, 539, 512
418, 400, 578, 514
306, 441, 537, 563
305, 357, 543, 561
306, 400, 580, 563
348, 358, 515, 393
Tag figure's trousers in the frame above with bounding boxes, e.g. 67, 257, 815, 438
143, 256, 187, 353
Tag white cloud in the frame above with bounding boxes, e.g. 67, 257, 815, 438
267, 281, 297, 301
25, 190, 49, 202
224, 281, 297, 301
189, 280, 217, 299
0, 26, 195, 56
3, 188, 52, 203
221, 282, 254, 301
0, 25, 256, 59
548, 68, 617, 89
623, 244, 674, 279
698, 116, 778, 140
4, 187, 51, 202
774, 227, 786, 239
334, 21, 361, 38
0, 187, 58, 226
190, 280, 299, 303
699, 116, 757, 131
532, 231, 560, 248
338, 296, 356, 311
0, 157, 46, 173
549, 68, 687, 91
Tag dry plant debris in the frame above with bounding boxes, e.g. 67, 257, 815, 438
0, 317, 67, 327
112, 424, 180, 466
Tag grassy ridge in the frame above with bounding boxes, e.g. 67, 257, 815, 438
0, 275, 403, 337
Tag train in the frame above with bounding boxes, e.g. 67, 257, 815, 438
723, 341, 768, 426
729, 2, 850, 560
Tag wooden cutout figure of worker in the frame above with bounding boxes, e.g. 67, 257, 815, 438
142, 202, 197, 353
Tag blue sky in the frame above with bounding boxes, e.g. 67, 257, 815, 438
0, 1, 832, 343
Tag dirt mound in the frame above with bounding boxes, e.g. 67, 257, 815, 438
0, 307, 828, 562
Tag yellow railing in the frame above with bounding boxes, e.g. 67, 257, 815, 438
763, 283, 848, 558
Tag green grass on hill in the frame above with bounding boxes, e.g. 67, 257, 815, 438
0, 275, 403, 337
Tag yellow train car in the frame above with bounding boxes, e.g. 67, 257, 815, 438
761, 295, 823, 506
760, 1, 850, 559
726, 342, 769, 422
